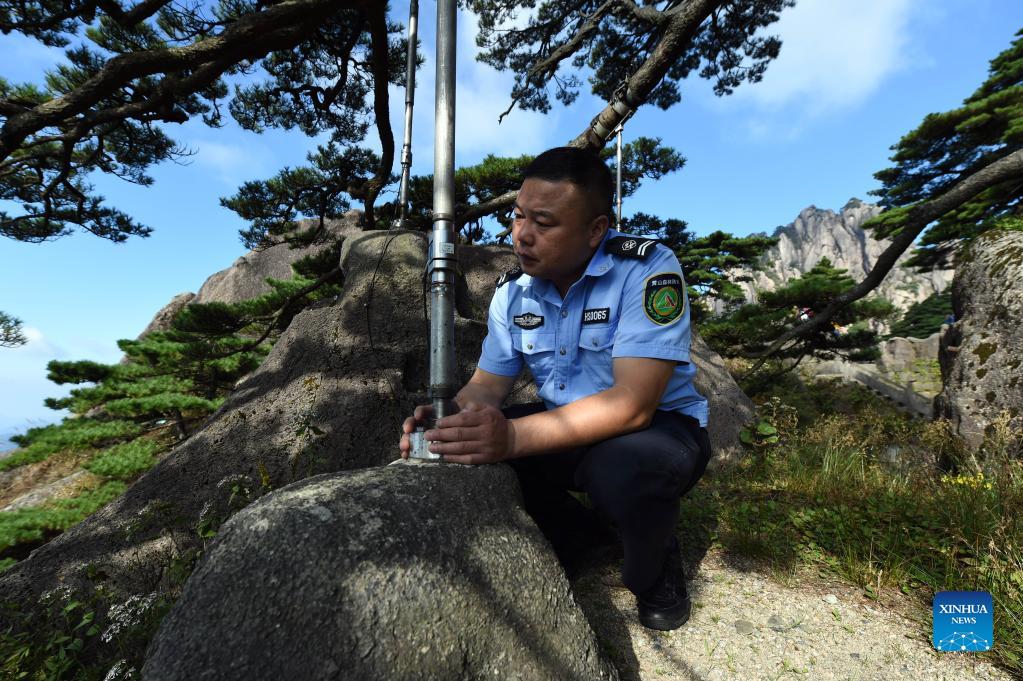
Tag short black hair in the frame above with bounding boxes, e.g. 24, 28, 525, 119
523, 147, 614, 220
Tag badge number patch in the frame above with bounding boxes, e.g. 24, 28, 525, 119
644, 273, 684, 325
582, 308, 610, 324
513, 313, 544, 330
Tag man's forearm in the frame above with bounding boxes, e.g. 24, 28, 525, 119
507, 385, 653, 459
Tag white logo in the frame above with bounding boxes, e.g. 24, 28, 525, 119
622, 239, 637, 250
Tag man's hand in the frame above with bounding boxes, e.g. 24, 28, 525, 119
398, 403, 436, 459
424, 402, 515, 465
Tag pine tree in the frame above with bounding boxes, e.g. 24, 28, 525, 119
0, 311, 26, 348
43, 248, 343, 439
888, 288, 954, 339
869, 29, 1023, 269
701, 258, 896, 370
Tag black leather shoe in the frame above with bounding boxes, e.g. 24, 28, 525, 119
637, 537, 691, 631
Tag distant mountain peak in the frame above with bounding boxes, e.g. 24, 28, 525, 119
714, 200, 953, 316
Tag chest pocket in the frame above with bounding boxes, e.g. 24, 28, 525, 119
577, 327, 614, 392
512, 330, 556, 384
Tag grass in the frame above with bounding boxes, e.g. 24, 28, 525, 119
682, 380, 1023, 673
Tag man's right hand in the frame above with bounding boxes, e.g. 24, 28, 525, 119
398, 404, 436, 459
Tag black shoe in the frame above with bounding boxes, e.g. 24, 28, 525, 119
637, 537, 691, 631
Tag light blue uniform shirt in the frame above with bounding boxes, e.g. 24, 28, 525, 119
478, 230, 709, 427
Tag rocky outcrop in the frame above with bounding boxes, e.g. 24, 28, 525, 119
719, 200, 953, 313
877, 332, 942, 376
135, 293, 194, 338
193, 214, 361, 305
134, 214, 361, 338
1, 470, 94, 512
936, 230, 1023, 451
144, 463, 618, 681
692, 333, 753, 466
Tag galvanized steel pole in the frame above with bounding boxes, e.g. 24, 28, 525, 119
395, 0, 419, 228
411, 0, 458, 460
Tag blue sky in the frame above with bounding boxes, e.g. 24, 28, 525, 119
1, 0, 1020, 444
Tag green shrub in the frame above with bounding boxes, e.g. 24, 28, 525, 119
85, 440, 161, 481
1, 420, 142, 471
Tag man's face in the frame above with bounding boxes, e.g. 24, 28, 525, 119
512, 178, 608, 294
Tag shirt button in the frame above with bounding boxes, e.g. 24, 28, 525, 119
559, 383, 566, 390
591, 338, 598, 346
561, 310, 568, 318
559, 347, 566, 355
526, 343, 533, 350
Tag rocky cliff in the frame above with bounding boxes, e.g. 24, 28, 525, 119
718, 199, 953, 313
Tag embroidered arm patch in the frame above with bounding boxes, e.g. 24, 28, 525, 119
643, 272, 685, 325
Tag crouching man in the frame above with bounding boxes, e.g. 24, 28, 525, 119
399, 147, 711, 631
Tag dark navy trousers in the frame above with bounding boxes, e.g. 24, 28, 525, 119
503, 402, 712, 595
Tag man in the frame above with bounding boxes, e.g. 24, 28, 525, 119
399, 147, 711, 631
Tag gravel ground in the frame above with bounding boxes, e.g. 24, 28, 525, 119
572, 550, 1009, 681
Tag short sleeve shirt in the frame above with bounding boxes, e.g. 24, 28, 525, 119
478, 229, 709, 427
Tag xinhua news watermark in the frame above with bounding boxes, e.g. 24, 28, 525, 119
933, 591, 993, 652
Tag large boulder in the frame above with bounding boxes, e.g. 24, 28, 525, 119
143, 463, 618, 680
936, 229, 1023, 451
691, 333, 753, 465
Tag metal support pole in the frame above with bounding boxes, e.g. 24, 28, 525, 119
410, 0, 457, 460
615, 125, 623, 226
394, 0, 419, 229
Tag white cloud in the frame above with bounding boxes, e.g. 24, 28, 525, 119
736, 0, 920, 114
184, 138, 275, 186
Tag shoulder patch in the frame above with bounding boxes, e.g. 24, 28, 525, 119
496, 265, 523, 287
605, 236, 659, 259
643, 272, 685, 326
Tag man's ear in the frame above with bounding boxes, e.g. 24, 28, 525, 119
588, 213, 610, 248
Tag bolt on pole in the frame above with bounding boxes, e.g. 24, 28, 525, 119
411, 0, 457, 460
